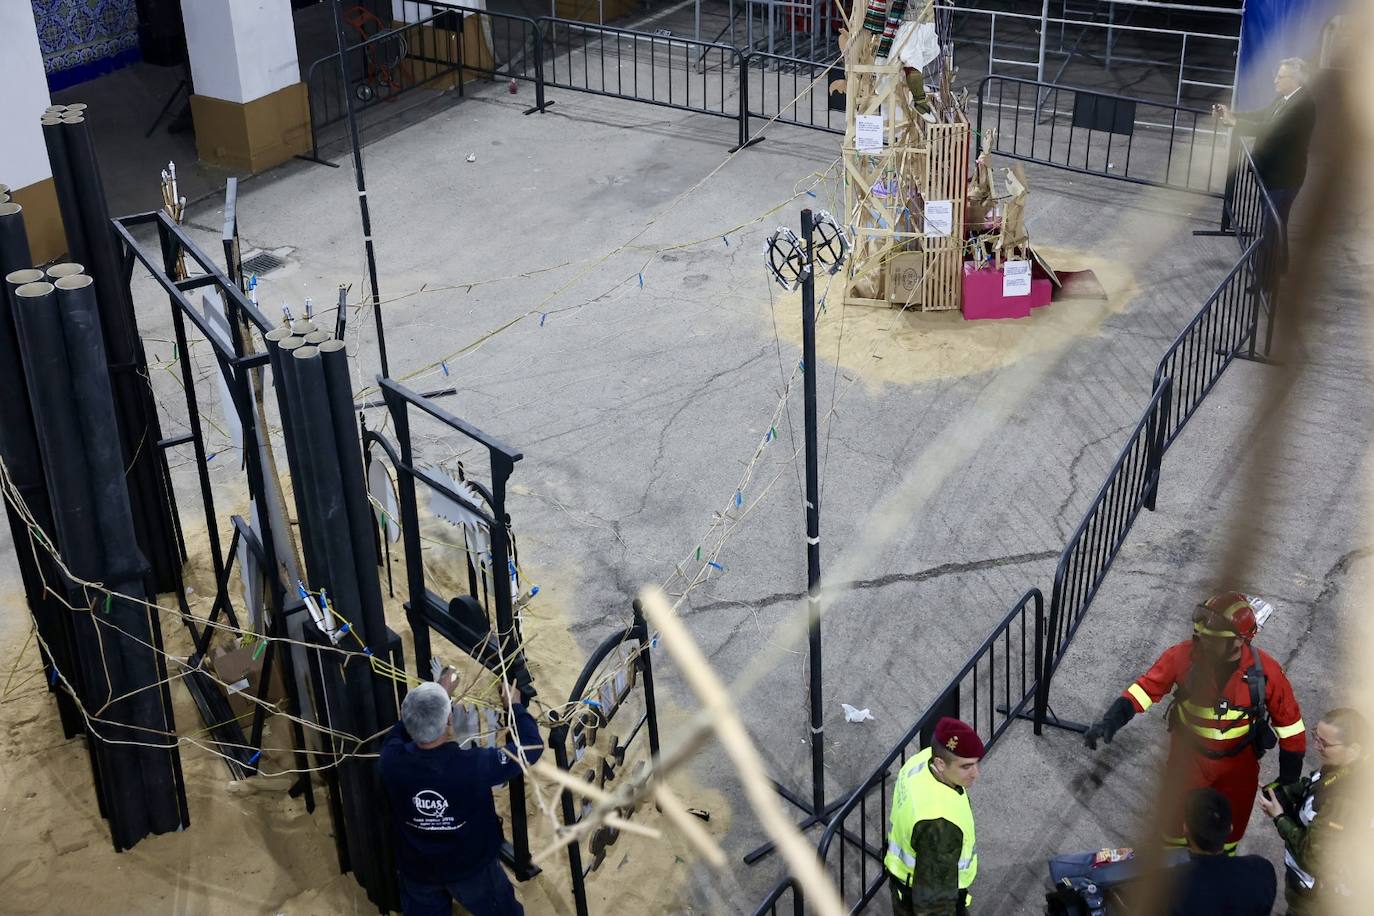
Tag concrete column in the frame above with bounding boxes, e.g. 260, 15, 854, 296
0, 6, 64, 262
183, 0, 310, 172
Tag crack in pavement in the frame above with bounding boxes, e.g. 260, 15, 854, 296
688, 549, 1060, 614
1053, 422, 1134, 540
1284, 545, 1374, 667
631, 343, 773, 518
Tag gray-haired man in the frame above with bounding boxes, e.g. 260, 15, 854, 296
1213, 58, 1317, 225
380, 669, 542, 915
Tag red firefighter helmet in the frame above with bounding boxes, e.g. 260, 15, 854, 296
1193, 592, 1264, 642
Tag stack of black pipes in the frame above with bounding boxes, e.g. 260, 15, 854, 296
39, 104, 182, 592
0, 196, 187, 848
266, 326, 399, 910
0, 203, 83, 738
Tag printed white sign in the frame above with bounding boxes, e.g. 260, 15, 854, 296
1003, 259, 1032, 297
855, 114, 884, 152
923, 200, 954, 238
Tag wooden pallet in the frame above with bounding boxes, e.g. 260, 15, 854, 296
838, 21, 972, 312
915, 120, 970, 311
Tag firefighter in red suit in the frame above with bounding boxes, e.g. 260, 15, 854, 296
1083, 593, 1307, 850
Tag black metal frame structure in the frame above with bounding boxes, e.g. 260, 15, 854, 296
549, 599, 663, 916
112, 208, 315, 799
362, 376, 539, 879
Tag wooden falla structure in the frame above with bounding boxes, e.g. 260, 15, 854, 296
838, 0, 971, 311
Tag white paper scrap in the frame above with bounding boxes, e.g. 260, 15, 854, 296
1003, 259, 1032, 297
855, 114, 884, 152
842, 703, 875, 723
923, 200, 954, 238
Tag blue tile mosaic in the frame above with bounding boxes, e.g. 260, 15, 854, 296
31, 0, 141, 89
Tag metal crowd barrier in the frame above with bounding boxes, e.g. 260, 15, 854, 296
975, 75, 1226, 196
303, 11, 466, 161
1032, 380, 1171, 730
743, 51, 843, 137
753, 589, 1045, 914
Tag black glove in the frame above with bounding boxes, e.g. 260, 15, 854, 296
1278, 748, 1304, 786
1084, 696, 1136, 750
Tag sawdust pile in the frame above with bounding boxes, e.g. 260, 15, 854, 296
770, 246, 1137, 389
0, 519, 729, 914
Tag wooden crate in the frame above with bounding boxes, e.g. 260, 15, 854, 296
915, 120, 970, 311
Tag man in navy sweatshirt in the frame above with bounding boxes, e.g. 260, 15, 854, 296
381, 669, 543, 915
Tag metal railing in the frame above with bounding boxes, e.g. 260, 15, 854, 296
1153, 148, 1282, 447
942, 3, 1240, 108
754, 589, 1043, 913
539, 18, 742, 123
976, 75, 1226, 196
1032, 381, 1171, 728
304, 11, 464, 160
754, 876, 803, 916
744, 52, 843, 136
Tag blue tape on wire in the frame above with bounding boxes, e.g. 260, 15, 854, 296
539, 313, 546, 326
50, 666, 58, 685
708, 560, 724, 571
248, 750, 261, 765
441, 360, 450, 377
805, 190, 817, 198
638, 273, 644, 288
338, 623, 350, 635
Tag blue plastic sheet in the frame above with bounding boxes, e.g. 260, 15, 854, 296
1238, 0, 1345, 107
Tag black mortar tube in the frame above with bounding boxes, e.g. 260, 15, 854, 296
319, 339, 392, 723
286, 346, 381, 735
0, 203, 30, 270
40, 117, 87, 264
53, 275, 147, 584
11, 279, 147, 847
271, 335, 328, 587
1, 256, 84, 735
55, 273, 184, 831
265, 329, 319, 579
60, 113, 181, 592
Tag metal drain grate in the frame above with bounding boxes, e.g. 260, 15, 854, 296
241, 252, 285, 275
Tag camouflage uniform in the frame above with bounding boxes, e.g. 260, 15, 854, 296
1270, 762, 1366, 914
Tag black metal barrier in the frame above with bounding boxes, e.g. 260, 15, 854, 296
755, 877, 803, 916
1032, 381, 1170, 731
549, 599, 662, 916
753, 589, 1044, 914
304, 10, 474, 161
744, 52, 843, 138
975, 75, 1226, 197
364, 377, 539, 879
539, 18, 741, 124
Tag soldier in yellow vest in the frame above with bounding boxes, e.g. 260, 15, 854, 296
885, 717, 983, 915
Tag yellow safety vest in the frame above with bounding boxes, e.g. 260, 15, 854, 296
885, 746, 978, 891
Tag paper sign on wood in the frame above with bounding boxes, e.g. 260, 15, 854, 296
923, 200, 954, 237
1003, 260, 1032, 297
855, 114, 884, 151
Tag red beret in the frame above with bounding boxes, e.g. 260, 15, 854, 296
933, 717, 985, 759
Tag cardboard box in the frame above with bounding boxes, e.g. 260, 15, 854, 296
886, 250, 925, 306
211, 644, 287, 722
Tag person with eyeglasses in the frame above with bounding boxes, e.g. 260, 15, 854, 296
1258, 707, 1368, 914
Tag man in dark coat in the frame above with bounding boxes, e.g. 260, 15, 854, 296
1214, 58, 1318, 225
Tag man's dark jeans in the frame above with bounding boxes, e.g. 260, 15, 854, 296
400, 860, 523, 916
